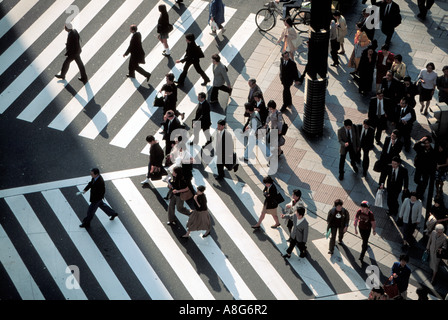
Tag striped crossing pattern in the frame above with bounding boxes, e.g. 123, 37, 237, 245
0, 0, 437, 300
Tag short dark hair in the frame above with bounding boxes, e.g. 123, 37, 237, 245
130, 24, 137, 32
297, 206, 305, 216
334, 199, 343, 206
263, 176, 274, 184
426, 62, 435, 70
391, 155, 401, 163
399, 254, 409, 263
245, 103, 254, 112
185, 33, 195, 41
198, 92, 206, 99
292, 189, 302, 198
217, 119, 226, 126
146, 135, 155, 143
267, 100, 277, 109
394, 54, 402, 62
211, 53, 220, 62
197, 185, 206, 192
343, 119, 353, 127
91, 168, 100, 175
253, 91, 263, 99
165, 73, 175, 81
161, 84, 173, 92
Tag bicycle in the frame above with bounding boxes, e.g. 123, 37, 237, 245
255, 1, 311, 32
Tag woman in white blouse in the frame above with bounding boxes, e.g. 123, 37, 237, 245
418, 62, 438, 115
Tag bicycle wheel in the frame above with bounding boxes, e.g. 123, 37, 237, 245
291, 11, 309, 33
255, 8, 276, 32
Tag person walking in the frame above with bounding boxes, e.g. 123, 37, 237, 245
243, 103, 262, 162
55, 22, 88, 83
417, 0, 435, 20
166, 166, 192, 225
354, 201, 376, 261
78, 168, 118, 228
374, 0, 401, 46
402, 76, 418, 109
357, 45, 377, 95
375, 44, 394, 92
334, 10, 347, 55
277, 18, 300, 55
398, 191, 423, 249
379, 156, 409, 216
368, 91, 392, 144
208, 0, 226, 35
391, 54, 406, 81
176, 33, 210, 87
436, 65, 448, 104
210, 53, 232, 103
123, 24, 151, 82
247, 78, 264, 106
389, 254, 411, 299
284, 189, 305, 239
190, 92, 212, 148
252, 176, 281, 229
279, 51, 300, 112
141, 135, 165, 184
264, 100, 284, 160
157, 4, 172, 57
337, 119, 360, 180
417, 62, 438, 115
282, 206, 309, 258
183, 185, 212, 238
395, 97, 416, 152
378, 129, 403, 171
214, 119, 238, 179
357, 119, 375, 177
161, 110, 182, 157
426, 224, 448, 283
329, 20, 340, 67
327, 199, 350, 255
413, 136, 437, 199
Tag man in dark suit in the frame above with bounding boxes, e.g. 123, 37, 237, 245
338, 119, 360, 180
381, 70, 403, 105
368, 90, 392, 143
279, 51, 300, 112
214, 119, 238, 179
161, 110, 182, 156
379, 129, 403, 170
123, 24, 151, 82
141, 135, 165, 185
247, 78, 263, 106
357, 119, 375, 177
190, 92, 212, 148
55, 22, 88, 83
395, 97, 416, 151
79, 168, 118, 228
374, 0, 401, 45
254, 91, 268, 126
379, 156, 409, 216
175, 33, 210, 87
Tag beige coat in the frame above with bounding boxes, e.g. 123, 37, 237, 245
426, 230, 448, 272
279, 26, 299, 52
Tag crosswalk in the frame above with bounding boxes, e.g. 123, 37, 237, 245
0, 0, 438, 300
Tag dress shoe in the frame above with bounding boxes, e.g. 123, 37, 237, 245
280, 105, 287, 112
146, 74, 151, 82
338, 174, 344, 181
109, 213, 118, 221
337, 51, 345, 55
233, 164, 239, 172
215, 174, 224, 180
282, 253, 291, 259
55, 74, 65, 80
167, 221, 176, 225
299, 252, 307, 258
126, 74, 135, 78
78, 77, 87, 83
209, 100, 218, 103
79, 223, 90, 228
202, 231, 210, 238
353, 166, 359, 173
271, 223, 280, 229
331, 63, 339, 67
251, 225, 261, 229
201, 80, 210, 86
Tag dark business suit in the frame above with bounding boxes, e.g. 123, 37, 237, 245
379, 164, 409, 215
255, 99, 268, 125
192, 100, 212, 145
279, 57, 300, 110
215, 129, 237, 178
59, 29, 87, 81
381, 76, 403, 104
338, 125, 360, 178
374, 0, 401, 45
161, 116, 182, 155
81, 175, 117, 227
395, 106, 416, 151
177, 41, 209, 85
357, 124, 375, 176
379, 135, 403, 167
146, 141, 165, 178
368, 96, 392, 142
125, 31, 151, 79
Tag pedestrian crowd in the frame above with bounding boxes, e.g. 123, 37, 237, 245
54, 0, 448, 298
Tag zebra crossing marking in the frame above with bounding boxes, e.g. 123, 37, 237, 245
0, 0, 75, 77
76, 185, 173, 300
150, 179, 257, 300
4, 195, 88, 300
0, 0, 39, 38
42, 189, 131, 300
0, 224, 45, 300
111, 177, 215, 300
46, 0, 190, 131
78, 0, 210, 140
14, 0, 143, 122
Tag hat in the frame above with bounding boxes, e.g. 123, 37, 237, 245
360, 201, 370, 208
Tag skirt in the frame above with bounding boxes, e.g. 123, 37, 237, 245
419, 87, 434, 102
186, 210, 211, 232
158, 32, 169, 40
262, 203, 278, 215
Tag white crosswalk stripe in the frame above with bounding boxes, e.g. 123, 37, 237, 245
0, 0, 39, 39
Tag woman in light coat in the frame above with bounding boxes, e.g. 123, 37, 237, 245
277, 18, 300, 55
426, 224, 448, 283
398, 191, 423, 249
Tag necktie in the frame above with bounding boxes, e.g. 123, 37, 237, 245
386, 4, 390, 15
391, 169, 396, 182
401, 108, 405, 117
347, 129, 351, 144
377, 100, 382, 117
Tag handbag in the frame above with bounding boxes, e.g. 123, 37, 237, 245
396, 216, 403, 227
154, 93, 165, 107
422, 250, 429, 262
180, 188, 194, 201
275, 192, 285, 204
436, 247, 448, 259
383, 280, 399, 299
167, 23, 174, 33
373, 159, 383, 173
149, 167, 167, 181
374, 189, 384, 207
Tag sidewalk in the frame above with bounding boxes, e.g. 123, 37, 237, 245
225, 0, 448, 299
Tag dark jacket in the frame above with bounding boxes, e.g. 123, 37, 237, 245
263, 183, 279, 209
157, 12, 170, 34
379, 164, 409, 193
193, 100, 211, 129
215, 129, 235, 169
149, 142, 165, 167
125, 31, 146, 64
280, 58, 300, 85
180, 41, 204, 63
413, 141, 437, 173
380, 136, 403, 164
357, 124, 375, 151
368, 97, 393, 124
66, 29, 82, 57
327, 207, 350, 229
375, 0, 401, 30
161, 116, 182, 142
84, 175, 106, 203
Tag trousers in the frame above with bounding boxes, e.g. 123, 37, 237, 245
83, 200, 117, 226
